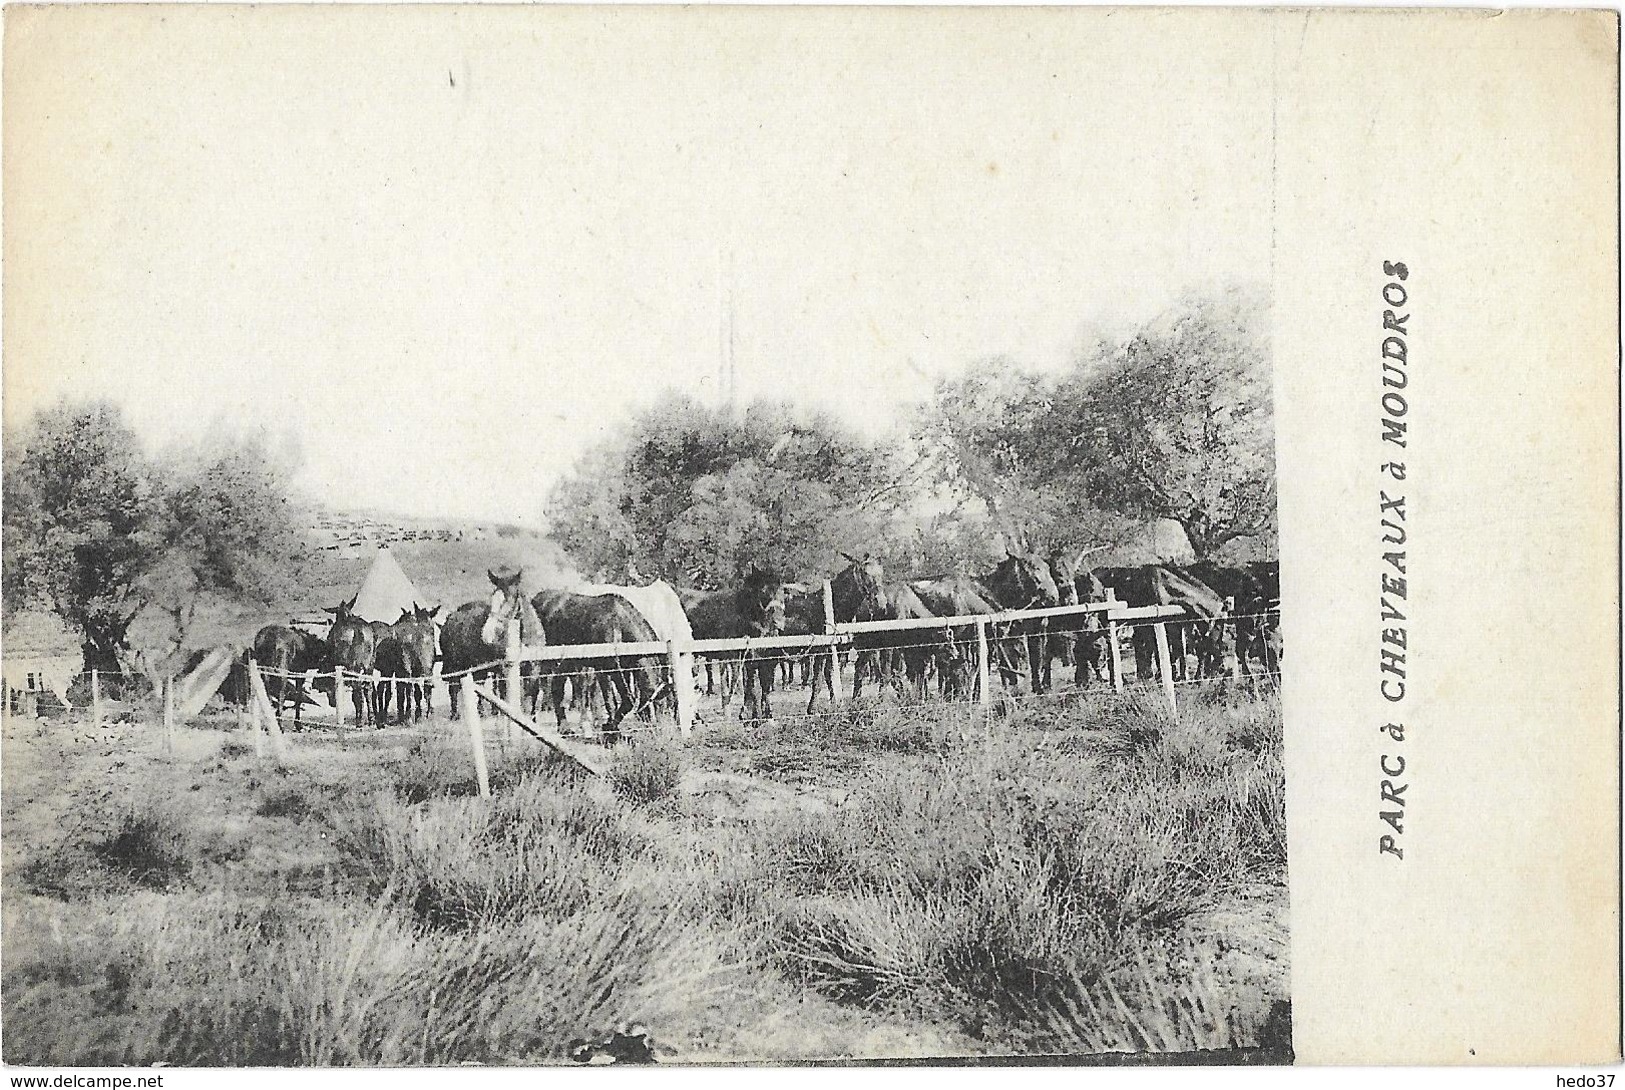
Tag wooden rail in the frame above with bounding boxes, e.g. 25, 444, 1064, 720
505, 601, 1184, 662
234, 593, 1199, 797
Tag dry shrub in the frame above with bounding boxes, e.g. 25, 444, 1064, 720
325, 775, 653, 932
1020, 936, 1290, 1058
2, 890, 743, 1066
91, 807, 194, 891
752, 698, 1287, 1047
609, 741, 683, 807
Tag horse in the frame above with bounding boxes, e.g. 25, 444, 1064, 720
908, 550, 1060, 697
388, 603, 439, 721
1094, 565, 1226, 683
780, 582, 831, 705
1072, 568, 1111, 685
1042, 546, 1108, 690
324, 596, 378, 726
531, 589, 664, 742
442, 568, 546, 720
817, 553, 940, 703
680, 568, 785, 722
250, 625, 329, 728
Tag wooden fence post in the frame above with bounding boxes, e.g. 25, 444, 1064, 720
245, 658, 264, 756
975, 617, 992, 714
460, 675, 491, 799
1152, 620, 1178, 714
162, 676, 175, 756
822, 580, 841, 704
247, 660, 288, 765
505, 626, 522, 748
90, 669, 101, 731
334, 667, 346, 734
667, 639, 695, 738
1105, 588, 1125, 693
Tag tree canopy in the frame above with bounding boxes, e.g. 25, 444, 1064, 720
547, 396, 909, 588
914, 288, 1275, 560
3, 400, 305, 670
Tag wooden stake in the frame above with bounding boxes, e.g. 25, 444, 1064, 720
1105, 588, 1125, 693
247, 660, 288, 765
162, 676, 175, 757
90, 669, 101, 731
1152, 621, 1178, 714
975, 617, 992, 714
334, 667, 347, 734
668, 639, 695, 738
460, 676, 490, 799
471, 682, 607, 778
822, 580, 841, 706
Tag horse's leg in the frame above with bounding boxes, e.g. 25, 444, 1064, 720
1028, 628, 1046, 695
741, 655, 757, 722
551, 674, 569, 732
760, 656, 774, 720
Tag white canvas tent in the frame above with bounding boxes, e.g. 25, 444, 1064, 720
351, 547, 429, 624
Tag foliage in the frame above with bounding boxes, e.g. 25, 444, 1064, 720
132, 428, 305, 662
3, 400, 305, 670
914, 288, 1274, 559
1066, 289, 1276, 557
2, 401, 155, 670
548, 395, 909, 587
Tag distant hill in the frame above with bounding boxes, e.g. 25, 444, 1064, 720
289, 507, 578, 623
126, 509, 581, 656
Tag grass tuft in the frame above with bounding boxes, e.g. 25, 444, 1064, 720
609, 740, 684, 808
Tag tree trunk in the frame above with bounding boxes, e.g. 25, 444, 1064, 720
1180, 513, 1217, 561
78, 614, 132, 674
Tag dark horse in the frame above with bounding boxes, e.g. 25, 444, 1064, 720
392, 603, 439, 721
441, 568, 546, 720
821, 553, 939, 704
1094, 565, 1226, 682
681, 569, 785, 722
1042, 547, 1109, 690
531, 589, 664, 742
250, 624, 330, 728
907, 550, 1060, 698
372, 605, 439, 725
324, 596, 378, 727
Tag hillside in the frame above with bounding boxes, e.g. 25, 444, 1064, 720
123, 510, 580, 658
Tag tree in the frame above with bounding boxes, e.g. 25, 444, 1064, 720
547, 395, 910, 587
913, 360, 1160, 557
132, 428, 305, 662
913, 358, 1056, 549
4, 400, 309, 672
913, 287, 1275, 561
1066, 289, 1275, 558
3, 401, 156, 670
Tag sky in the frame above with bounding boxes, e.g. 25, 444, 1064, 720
4, 6, 1274, 525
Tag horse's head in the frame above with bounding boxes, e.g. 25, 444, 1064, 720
1046, 550, 1081, 607
322, 595, 359, 621
990, 550, 1060, 609
481, 567, 540, 647
834, 551, 889, 620
740, 567, 786, 636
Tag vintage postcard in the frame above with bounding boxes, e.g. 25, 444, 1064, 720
0, 3, 1617, 1074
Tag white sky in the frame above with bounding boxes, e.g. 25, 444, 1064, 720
5, 6, 1273, 524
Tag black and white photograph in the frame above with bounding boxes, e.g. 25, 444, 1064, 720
0, 3, 1615, 1075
